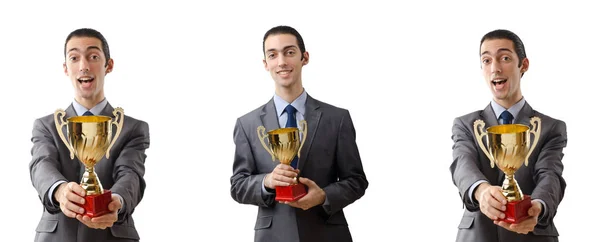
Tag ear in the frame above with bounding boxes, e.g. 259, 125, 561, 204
63, 62, 68, 76
105, 59, 114, 74
520, 57, 529, 73
302, 51, 309, 65
263, 59, 268, 71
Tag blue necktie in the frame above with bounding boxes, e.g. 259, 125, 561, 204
499, 110, 513, 125
284, 105, 299, 168
83, 111, 94, 116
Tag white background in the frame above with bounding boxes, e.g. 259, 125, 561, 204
0, 1, 597, 241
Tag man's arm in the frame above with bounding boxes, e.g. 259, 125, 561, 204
108, 120, 150, 223
230, 118, 275, 207
530, 120, 567, 228
29, 118, 67, 214
321, 110, 368, 215
449, 117, 489, 211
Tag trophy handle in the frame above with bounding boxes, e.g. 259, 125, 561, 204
524, 116, 541, 166
473, 119, 495, 168
298, 120, 307, 158
106, 107, 124, 159
54, 109, 75, 159
257, 126, 275, 161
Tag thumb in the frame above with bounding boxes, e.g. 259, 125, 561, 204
529, 201, 542, 217
109, 198, 122, 212
298, 177, 312, 186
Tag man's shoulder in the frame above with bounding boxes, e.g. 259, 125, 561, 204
531, 109, 566, 128
238, 101, 269, 122
454, 110, 484, 123
310, 96, 350, 117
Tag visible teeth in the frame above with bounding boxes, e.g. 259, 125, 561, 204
492, 79, 506, 83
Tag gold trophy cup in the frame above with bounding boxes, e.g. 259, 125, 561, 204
258, 120, 308, 201
473, 116, 541, 223
54, 108, 124, 217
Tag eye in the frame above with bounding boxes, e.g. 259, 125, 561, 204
267, 53, 276, 59
482, 58, 490, 64
69, 56, 78, 62
502, 56, 511, 61
90, 55, 101, 61
285, 50, 295, 56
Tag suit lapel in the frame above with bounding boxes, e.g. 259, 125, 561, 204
478, 104, 504, 185
100, 102, 114, 117
514, 101, 535, 126
259, 98, 280, 133
297, 95, 322, 174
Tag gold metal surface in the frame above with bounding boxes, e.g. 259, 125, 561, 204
257, 120, 308, 165
54, 108, 125, 195
473, 117, 541, 202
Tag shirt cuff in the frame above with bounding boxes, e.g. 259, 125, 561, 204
468, 180, 488, 204
532, 198, 547, 220
48, 180, 68, 206
112, 193, 125, 214
261, 175, 275, 197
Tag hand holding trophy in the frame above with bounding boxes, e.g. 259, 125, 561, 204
473, 116, 541, 224
258, 120, 308, 201
54, 108, 124, 217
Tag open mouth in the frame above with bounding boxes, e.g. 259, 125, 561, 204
492, 79, 507, 86
277, 70, 292, 75
78, 77, 95, 83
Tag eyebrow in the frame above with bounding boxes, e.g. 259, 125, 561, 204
265, 45, 298, 53
67, 46, 102, 54
481, 48, 513, 56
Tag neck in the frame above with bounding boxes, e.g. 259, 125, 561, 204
75, 94, 105, 110
494, 93, 523, 109
275, 83, 303, 103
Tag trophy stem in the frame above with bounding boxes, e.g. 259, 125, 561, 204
502, 174, 524, 202
80, 166, 104, 196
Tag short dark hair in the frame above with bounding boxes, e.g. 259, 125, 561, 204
262, 25, 306, 59
480, 29, 526, 67
64, 28, 111, 66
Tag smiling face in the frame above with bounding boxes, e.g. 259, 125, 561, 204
63, 36, 113, 106
480, 38, 528, 108
263, 33, 309, 91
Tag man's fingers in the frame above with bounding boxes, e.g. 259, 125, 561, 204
274, 168, 298, 178
65, 191, 85, 205
272, 173, 295, 184
488, 188, 507, 205
67, 182, 86, 197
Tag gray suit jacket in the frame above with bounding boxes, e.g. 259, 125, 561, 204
450, 102, 567, 242
29, 103, 150, 242
230, 94, 368, 242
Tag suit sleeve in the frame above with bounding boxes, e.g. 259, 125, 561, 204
29, 118, 67, 214
531, 120, 567, 228
230, 118, 275, 207
450, 117, 489, 211
322, 110, 368, 215
109, 120, 150, 223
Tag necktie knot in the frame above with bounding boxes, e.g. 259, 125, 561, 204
284, 105, 297, 128
83, 111, 94, 116
499, 110, 514, 125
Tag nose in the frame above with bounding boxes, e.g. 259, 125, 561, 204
79, 58, 90, 73
277, 54, 287, 68
490, 59, 501, 74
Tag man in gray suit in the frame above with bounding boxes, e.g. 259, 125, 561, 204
450, 29, 567, 242
230, 25, 368, 242
29, 28, 150, 242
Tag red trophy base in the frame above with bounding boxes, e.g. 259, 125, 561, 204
82, 190, 112, 218
499, 195, 532, 224
275, 184, 307, 202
